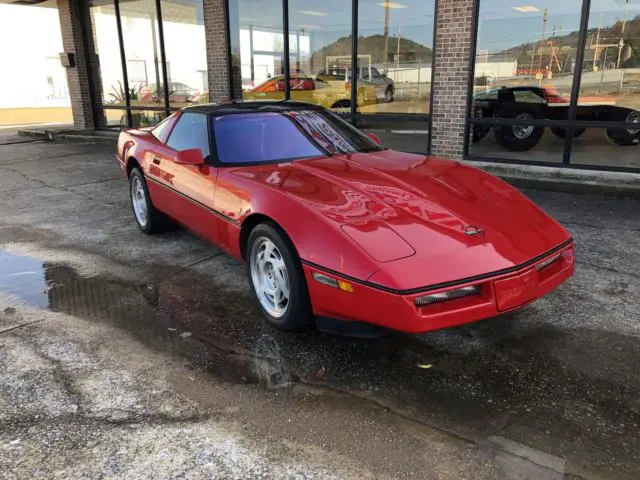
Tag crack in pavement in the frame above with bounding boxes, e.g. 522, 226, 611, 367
1, 167, 122, 206
0, 410, 212, 430
580, 261, 640, 280
0, 319, 45, 335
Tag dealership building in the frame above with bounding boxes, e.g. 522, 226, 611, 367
2, 0, 640, 172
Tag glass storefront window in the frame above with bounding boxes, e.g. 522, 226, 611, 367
89, 1, 125, 106
357, 0, 434, 152
470, 1, 584, 162
229, 0, 285, 101
161, 0, 208, 107
573, 0, 640, 165
120, 0, 165, 109
287, 1, 353, 114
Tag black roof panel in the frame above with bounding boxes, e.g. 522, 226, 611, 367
183, 100, 326, 115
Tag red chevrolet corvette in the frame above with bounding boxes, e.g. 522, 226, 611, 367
116, 102, 574, 335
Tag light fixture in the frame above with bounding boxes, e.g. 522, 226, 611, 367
536, 253, 561, 271
377, 1, 409, 8
312, 272, 354, 293
512, 5, 540, 12
415, 285, 481, 307
298, 10, 328, 17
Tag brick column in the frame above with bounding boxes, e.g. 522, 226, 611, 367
203, 0, 241, 102
430, 0, 476, 159
57, 0, 104, 129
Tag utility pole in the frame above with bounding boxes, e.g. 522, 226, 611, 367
383, 2, 390, 73
539, 8, 548, 67
593, 14, 601, 71
621, 0, 629, 36
395, 26, 401, 80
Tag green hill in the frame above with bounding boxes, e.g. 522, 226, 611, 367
310, 34, 432, 66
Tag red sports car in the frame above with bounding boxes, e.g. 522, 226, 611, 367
116, 102, 574, 336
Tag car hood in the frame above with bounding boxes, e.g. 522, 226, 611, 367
247, 150, 571, 290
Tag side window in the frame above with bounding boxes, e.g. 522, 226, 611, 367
514, 90, 545, 104
150, 114, 176, 143
166, 112, 210, 158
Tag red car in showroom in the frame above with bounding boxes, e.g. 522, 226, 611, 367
116, 102, 574, 335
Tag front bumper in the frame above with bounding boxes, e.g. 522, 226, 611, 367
304, 242, 574, 333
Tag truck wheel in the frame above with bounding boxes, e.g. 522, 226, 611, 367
472, 125, 490, 143
493, 105, 544, 152
385, 87, 394, 103
551, 127, 585, 139
605, 110, 640, 146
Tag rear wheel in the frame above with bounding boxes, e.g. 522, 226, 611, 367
385, 86, 394, 103
247, 223, 312, 330
605, 110, 640, 146
129, 168, 173, 234
493, 105, 545, 151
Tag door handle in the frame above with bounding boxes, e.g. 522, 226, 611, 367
152, 158, 161, 165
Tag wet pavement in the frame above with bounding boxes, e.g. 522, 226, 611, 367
1, 140, 639, 479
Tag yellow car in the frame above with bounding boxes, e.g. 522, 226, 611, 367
242, 74, 376, 111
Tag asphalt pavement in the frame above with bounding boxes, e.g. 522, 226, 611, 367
0, 139, 638, 479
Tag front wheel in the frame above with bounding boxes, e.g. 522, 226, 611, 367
247, 223, 312, 330
384, 87, 394, 103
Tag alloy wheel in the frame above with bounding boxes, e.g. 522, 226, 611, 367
512, 113, 535, 139
250, 237, 290, 318
131, 176, 148, 228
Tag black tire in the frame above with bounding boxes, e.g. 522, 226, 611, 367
472, 125, 490, 143
385, 86, 394, 103
246, 223, 312, 331
550, 127, 585, 139
331, 99, 351, 110
129, 168, 173, 234
493, 104, 545, 151
604, 110, 640, 146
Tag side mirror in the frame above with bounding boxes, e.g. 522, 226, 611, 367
366, 132, 381, 145
175, 148, 204, 165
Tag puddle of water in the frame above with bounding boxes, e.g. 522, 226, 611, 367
0, 250, 291, 390
2, 250, 639, 478
0, 252, 49, 307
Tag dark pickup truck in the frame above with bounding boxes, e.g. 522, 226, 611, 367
472, 86, 640, 151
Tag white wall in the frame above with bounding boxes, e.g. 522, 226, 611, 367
0, 5, 70, 108
474, 61, 518, 79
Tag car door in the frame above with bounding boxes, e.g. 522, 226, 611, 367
146, 111, 219, 244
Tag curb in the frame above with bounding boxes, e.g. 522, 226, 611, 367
464, 160, 640, 199
18, 128, 118, 144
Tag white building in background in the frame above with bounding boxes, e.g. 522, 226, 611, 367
0, 4, 70, 109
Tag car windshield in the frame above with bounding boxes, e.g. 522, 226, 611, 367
212, 109, 382, 164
